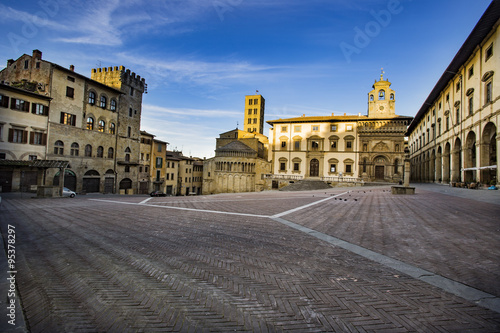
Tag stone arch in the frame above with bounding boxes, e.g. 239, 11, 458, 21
481, 122, 497, 184
452, 138, 462, 182
464, 131, 477, 182
443, 142, 451, 183
436, 146, 442, 182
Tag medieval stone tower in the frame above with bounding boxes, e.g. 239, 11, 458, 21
244, 94, 265, 134
91, 66, 146, 192
367, 70, 396, 118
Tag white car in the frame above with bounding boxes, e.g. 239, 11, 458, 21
62, 187, 76, 198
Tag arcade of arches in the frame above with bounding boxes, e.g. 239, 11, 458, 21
411, 123, 498, 184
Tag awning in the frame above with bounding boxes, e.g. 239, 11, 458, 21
0, 160, 70, 169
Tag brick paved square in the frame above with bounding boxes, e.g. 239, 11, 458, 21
1, 185, 499, 332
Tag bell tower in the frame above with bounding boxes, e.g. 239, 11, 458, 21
368, 69, 396, 118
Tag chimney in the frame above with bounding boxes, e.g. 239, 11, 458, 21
70, 65, 75, 71
32, 49, 42, 60
7, 59, 14, 67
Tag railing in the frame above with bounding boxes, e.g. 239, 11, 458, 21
321, 176, 364, 183
262, 174, 304, 181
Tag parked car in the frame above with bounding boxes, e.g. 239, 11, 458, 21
63, 187, 76, 198
150, 191, 167, 197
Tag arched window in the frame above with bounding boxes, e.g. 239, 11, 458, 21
369, 94, 374, 101
390, 93, 395, 101
54, 140, 64, 155
108, 147, 114, 158
110, 99, 116, 111
394, 159, 399, 174
109, 122, 116, 134
85, 144, 92, 157
88, 91, 96, 105
125, 147, 131, 162
97, 146, 104, 158
378, 90, 385, 100
86, 117, 94, 130
98, 120, 105, 132
100, 95, 107, 108
70, 142, 79, 156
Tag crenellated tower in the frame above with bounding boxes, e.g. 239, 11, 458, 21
91, 66, 147, 191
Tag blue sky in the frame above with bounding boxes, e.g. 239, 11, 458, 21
0, 0, 493, 158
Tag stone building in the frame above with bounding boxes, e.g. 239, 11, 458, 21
165, 150, 180, 195
0, 83, 53, 192
407, 1, 499, 185
0, 50, 146, 194
203, 128, 271, 194
267, 74, 412, 187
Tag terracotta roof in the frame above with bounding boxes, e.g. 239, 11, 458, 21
0, 160, 69, 168
216, 141, 256, 153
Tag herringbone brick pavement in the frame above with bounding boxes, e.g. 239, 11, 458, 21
1, 187, 499, 332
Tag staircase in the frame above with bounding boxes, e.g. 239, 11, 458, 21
279, 180, 333, 192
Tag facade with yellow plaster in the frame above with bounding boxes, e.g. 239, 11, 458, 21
267, 74, 412, 186
407, 1, 499, 186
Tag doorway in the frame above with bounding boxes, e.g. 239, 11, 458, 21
310, 159, 319, 177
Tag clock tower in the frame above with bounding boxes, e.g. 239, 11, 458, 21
368, 69, 396, 118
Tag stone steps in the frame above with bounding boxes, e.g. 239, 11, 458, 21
279, 180, 333, 191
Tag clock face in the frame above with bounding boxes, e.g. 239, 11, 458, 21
379, 106, 384, 111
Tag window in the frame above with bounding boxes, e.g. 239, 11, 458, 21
311, 141, 319, 151
281, 141, 287, 150
130, 87, 134, 96
456, 81, 460, 92
312, 126, 319, 132
66, 86, 74, 98
248, 109, 252, 115
125, 147, 131, 162
346, 141, 353, 150
331, 125, 337, 132
98, 120, 105, 132
86, 117, 94, 130
157, 144, 162, 152
378, 90, 385, 100
294, 126, 301, 132
100, 95, 107, 108
345, 164, 352, 173
469, 96, 474, 116
446, 93, 449, 103
88, 91, 96, 105
330, 140, 338, 151
36, 62, 40, 69
253, 118, 257, 124
390, 93, 394, 100
446, 116, 450, 131
129, 108, 133, 117
468, 65, 474, 78
254, 99, 258, 104
29, 155, 37, 160
67, 76, 75, 82
254, 109, 257, 114
369, 94, 374, 101
346, 125, 353, 131
485, 81, 492, 104
54, 140, 64, 155
0, 94, 8, 108
109, 122, 115, 134
280, 162, 286, 171
456, 107, 460, 125
125, 166, 130, 173
249, 99, 253, 105
24, 60, 29, 69
110, 99, 116, 111
108, 147, 114, 158
363, 144, 367, 152
85, 144, 92, 157
485, 43, 493, 61
330, 164, 336, 173
0, 152, 6, 159
156, 157, 163, 168
71, 143, 79, 156
97, 146, 104, 158
247, 119, 251, 124
30, 132, 45, 145
293, 163, 300, 171
61, 112, 76, 126
9, 129, 26, 143
11, 98, 29, 111
127, 127, 131, 137
294, 140, 301, 151
32, 103, 48, 115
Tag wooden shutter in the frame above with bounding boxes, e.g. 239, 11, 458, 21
0, 95, 8, 108
71, 114, 76, 126
22, 130, 28, 143
42, 134, 47, 145
23, 101, 30, 112
44, 105, 49, 116
30, 132, 35, 144
32, 103, 36, 114
10, 98, 16, 109
8, 128, 14, 142
60, 112, 65, 124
